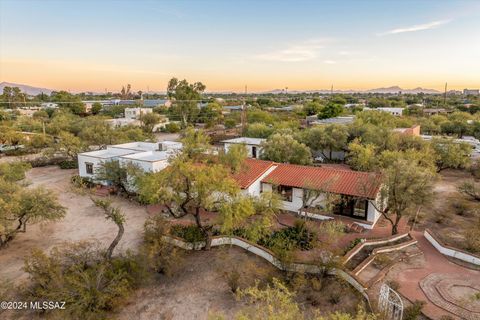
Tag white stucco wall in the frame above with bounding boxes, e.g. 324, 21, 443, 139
244, 166, 277, 196
224, 143, 263, 159
78, 154, 103, 180
424, 230, 480, 266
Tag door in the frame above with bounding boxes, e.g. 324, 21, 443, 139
252, 146, 257, 158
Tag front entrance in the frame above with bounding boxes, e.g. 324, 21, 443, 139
252, 146, 257, 158
333, 196, 368, 220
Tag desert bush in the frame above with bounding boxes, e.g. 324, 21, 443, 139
328, 291, 342, 305
373, 254, 392, 269
143, 216, 184, 276
464, 217, 480, 253
450, 199, 472, 217
23, 242, 146, 320
260, 220, 316, 251
163, 122, 181, 133
70, 175, 95, 189
386, 280, 400, 291
59, 159, 78, 169
170, 224, 206, 243
344, 238, 363, 255
403, 300, 425, 320
225, 269, 241, 293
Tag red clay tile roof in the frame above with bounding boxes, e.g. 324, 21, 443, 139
232, 158, 276, 189
261, 163, 382, 199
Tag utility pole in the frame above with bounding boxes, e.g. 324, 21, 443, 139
443, 82, 448, 106
331, 84, 334, 95
241, 84, 248, 136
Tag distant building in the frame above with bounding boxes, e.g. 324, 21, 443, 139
363, 107, 404, 116
40, 102, 58, 109
124, 108, 152, 120
142, 99, 171, 108
222, 137, 266, 159
422, 108, 451, 116
309, 116, 355, 126
464, 89, 480, 96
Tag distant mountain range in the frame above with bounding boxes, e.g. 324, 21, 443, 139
1, 81, 441, 96
263, 86, 440, 94
0, 82, 53, 95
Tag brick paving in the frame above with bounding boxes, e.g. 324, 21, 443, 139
395, 231, 480, 320
420, 273, 480, 320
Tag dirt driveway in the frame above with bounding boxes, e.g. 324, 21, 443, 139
0, 166, 150, 283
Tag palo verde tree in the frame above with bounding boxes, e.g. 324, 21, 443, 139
301, 124, 349, 162
94, 160, 144, 194
0, 162, 66, 248
260, 133, 312, 165
137, 128, 247, 249
430, 138, 471, 172
92, 198, 126, 259
373, 159, 435, 235
167, 78, 206, 127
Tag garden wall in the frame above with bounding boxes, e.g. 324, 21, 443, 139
161, 235, 370, 303
424, 229, 480, 266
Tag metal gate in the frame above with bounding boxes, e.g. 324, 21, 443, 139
378, 283, 404, 320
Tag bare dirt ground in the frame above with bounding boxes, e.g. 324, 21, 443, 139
416, 169, 480, 252
117, 247, 365, 320
0, 166, 150, 283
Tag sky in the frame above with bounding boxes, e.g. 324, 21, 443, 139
1, 0, 479, 93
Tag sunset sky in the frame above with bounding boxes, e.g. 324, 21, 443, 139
1, 0, 479, 93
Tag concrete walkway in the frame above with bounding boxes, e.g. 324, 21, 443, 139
396, 231, 480, 319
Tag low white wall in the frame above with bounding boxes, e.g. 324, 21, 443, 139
424, 229, 480, 266
161, 235, 370, 302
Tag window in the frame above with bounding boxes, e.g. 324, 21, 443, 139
353, 199, 367, 219
86, 162, 94, 175
276, 185, 293, 202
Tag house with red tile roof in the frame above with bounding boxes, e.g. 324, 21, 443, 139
233, 159, 384, 229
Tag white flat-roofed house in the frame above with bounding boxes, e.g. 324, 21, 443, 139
363, 107, 404, 116
124, 108, 152, 120
222, 137, 266, 159
78, 148, 137, 182
77, 141, 182, 184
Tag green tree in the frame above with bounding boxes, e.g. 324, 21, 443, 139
0, 180, 66, 248
302, 124, 349, 161
317, 102, 344, 120
92, 198, 126, 259
94, 160, 143, 194
91, 102, 102, 114
303, 101, 323, 116
198, 102, 223, 127
261, 134, 312, 165
346, 140, 378, 171
139, 112, 161, 133
245, 122, 274, 138
46, 131, 87, 161
167, 78, 206, 127
430, 138, 471, 172
375, 159, 435, 234
51, 91, 86, 115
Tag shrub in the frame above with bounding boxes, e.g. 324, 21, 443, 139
260, 220, 316, 251
328, 291, 341, 305
163, 122, 181, 133
143, 216, 183, 276
464, 218, 480, 253
225, 269, 241, 293
344, 238, 363, 254
59, 160, 78, 169
23, 242, 146, 319
403, 300, 426, 320
386, 280, 400, 291
450, 199, 472, 217
70, 175, 95, 188
170, 224, 206, 243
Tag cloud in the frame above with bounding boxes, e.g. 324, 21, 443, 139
323, 60, 336, 64
378, 19, 451, 36
254, 39, 328, 62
